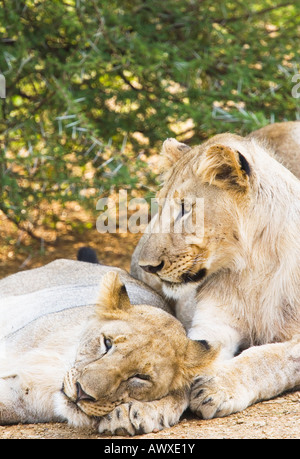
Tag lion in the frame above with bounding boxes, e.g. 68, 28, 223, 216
248, 121, 300, 179
131, 121, 300, 419
0, 259, 217, 435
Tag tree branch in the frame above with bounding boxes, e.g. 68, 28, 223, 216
214, 2, 294, 24
0, 206, 57, 244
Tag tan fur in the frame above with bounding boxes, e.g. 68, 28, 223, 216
159, 138, 192, 174
0, 261, 216, 434
197, 144, 250, 193
248, 121, 300, 179
131, 122, 300, 418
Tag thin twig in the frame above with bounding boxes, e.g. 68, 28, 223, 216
214, 2, 294, 24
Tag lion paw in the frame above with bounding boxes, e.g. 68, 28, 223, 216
97, 400, 177, 436
190, 375, 239, 419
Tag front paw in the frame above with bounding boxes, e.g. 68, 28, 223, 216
98, 400, 177, 436
98, 403, 138, 436
190, 374, 239, 419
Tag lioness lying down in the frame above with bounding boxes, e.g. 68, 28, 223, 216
131, 121, 300, 419
0, 260, 216, 435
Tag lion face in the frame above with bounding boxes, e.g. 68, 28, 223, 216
62, 271, 215, 418
139, 135, 256, 298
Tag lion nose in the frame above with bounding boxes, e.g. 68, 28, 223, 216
76, 382, 95, 403
139, 260, 164, 274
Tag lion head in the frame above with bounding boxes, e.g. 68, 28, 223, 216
138, 134, 294, 299
61, 271, 216, 419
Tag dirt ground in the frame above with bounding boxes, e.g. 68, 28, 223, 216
0, 393, 299, 439
0, 211, 299, 440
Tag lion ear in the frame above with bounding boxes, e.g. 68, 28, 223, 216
96, 271, 131, 317
183, 339, 219, 379
196, 144, 251, 193
186, 340, 217, 365
160, 138, 191, 171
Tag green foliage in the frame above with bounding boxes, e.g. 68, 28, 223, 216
0, 0, 299, 238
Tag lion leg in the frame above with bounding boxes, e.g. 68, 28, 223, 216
97, 389, 189, 436
0, 376, 25, 424
190, 336, 300, 419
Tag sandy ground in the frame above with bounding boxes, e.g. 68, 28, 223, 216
0, 216, 299, 440
0, 392, 299, 439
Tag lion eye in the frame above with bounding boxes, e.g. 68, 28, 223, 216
104, 337, 113, 352
180, 202, 185, 218
180, 202, 191, 218
132, 374, 150, 381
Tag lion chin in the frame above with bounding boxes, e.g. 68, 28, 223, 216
161, 268, 208, 299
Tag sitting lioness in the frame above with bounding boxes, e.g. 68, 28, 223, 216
0, 259, 216, 435
131, 121, 300, 419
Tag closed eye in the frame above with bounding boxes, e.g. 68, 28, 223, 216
133, 374, 151, 381
129, 373, 151, 381
127, 373, 152, 389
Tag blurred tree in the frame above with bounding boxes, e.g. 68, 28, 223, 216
0, 0, 299, 240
